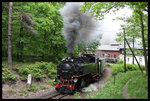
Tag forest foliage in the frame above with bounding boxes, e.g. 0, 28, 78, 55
2, 2, 67, 64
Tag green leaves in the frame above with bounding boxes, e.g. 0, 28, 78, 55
15, 62, 57, 81
115, 3, 148, 56
2, 69, 17, 83
111, 63, 145, 75
2, 2, 67, 63
81, 2, 123, 21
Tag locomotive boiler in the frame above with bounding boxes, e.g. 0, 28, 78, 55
54, 54, 105, 94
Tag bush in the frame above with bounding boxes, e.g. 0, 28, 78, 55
105, 63, 112, 67
111, 63, 146, 75
117, 59, 123, 64
126, 64, 137, 71
2, 69, 17, 83
33, 72, 43, 81
16, 62, 57, 82
48, 72, 56, 79
126, 64, 145, 71
18, 67, 31, 76
49, 80, 56, 86
111, 64, 124, 75
13, 67, 20, 72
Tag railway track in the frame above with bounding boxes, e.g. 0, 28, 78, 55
31, 90, 68, 99
50, 93, 68, 99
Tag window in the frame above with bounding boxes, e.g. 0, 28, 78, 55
108, 54, 110, 57
102, 54, 104, 57
114, 54, 116, 58
128, 58, 129, 62
139, 58, 142, 64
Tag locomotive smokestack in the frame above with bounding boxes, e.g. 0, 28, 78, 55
60, 3, 101, 55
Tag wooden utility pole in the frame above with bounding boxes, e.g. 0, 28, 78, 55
140, 12, 148, 75
125, 38, 143, 73
132, 26, 135, 64
7, 2, 13, 69
123, 28, 126, 72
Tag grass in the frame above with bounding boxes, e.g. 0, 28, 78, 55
74, 92, 82, 99
105, 63, 112, 67
28, 83, 38, 92
19, 89, 29, 97
88, 71, 148, 99
7, 88, 16, 92
126, 73, 148, 99
2, 60, 33, 67
39, 84, 48, 90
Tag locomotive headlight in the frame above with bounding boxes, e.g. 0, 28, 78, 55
71, 59, 73, 62
73, 78, 78, 83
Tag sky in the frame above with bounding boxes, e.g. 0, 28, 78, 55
63, 2, 141, 47
99, 6, 133, 45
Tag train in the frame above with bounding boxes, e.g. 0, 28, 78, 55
54, 54, 106, 94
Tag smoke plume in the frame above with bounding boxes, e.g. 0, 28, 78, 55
60, 2, 101, 55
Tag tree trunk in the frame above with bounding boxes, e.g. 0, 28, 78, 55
20, 24, 24, 62
7, 2, 13, 69
140, 12, 148, 75
123, 28, 126, 72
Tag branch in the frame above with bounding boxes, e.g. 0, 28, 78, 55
2, 3, 9, 10
2, 2, 23, 12
104, 3, 117, 14
2, 2, 39, 35
143, 8, 148, 12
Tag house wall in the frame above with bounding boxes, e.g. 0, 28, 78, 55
119, 55, 147, 65
96, 50, 121, 59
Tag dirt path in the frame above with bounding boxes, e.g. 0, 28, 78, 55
2, 75, 55, 99
122, 79, 132, 99
86, 67, 112, 98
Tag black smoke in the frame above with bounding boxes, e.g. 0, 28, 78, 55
60, 3, 101, 56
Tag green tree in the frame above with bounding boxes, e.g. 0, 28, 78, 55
81, 2, 148, 75
115, 16, 143, 58
2, 2, 67, 64
77, 34, 102, 55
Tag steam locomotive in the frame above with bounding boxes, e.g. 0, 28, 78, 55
54, 54, 105, 94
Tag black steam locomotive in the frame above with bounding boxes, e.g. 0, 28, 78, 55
54, 54, 105, 94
